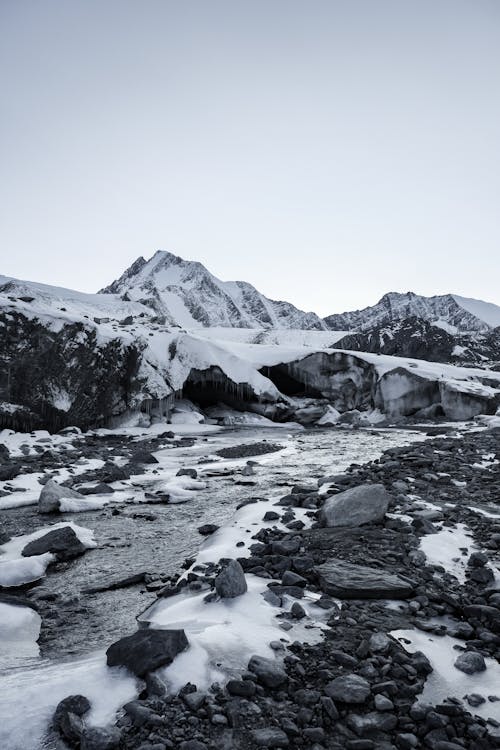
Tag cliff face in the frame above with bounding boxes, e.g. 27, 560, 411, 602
0, 312, 144, 431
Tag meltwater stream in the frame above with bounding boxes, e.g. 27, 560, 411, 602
0, 425, 426, 750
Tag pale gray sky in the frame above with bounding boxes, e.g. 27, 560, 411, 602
1, 0, 499, 315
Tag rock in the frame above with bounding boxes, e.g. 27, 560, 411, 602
316, 559, 414, 599
454, 651, 487, 674
22, 526, 87, 561
131, 450, 159, 465
80, 726, 121, 750
106, 628, 188, 677
53, 694, 91, 742
216, 442, 283, 459
263, 510, 280, 522
320, 483, 390, 527
226, 679, 256, 698
214, 559, 247, 598
281, 571, 307, 588
291, 601, 306, 619
0, 463, 21, 481
198, 523, 219, 536
324, 674, 371, 703
179, 741, 208, 750
368, 632, 391, 653
100, 461, 130, 482
250, 728, 289, 747
248, 654, 288, 688
38, 479, 85, 513
177, 468, 198, 478
347, 711, 398, 736
374, 694, 394, 711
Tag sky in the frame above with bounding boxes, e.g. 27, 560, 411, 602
1, 1, 499, 316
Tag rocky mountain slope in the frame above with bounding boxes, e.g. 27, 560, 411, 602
100, 250, 327, 330
324, 291, 500, 333
335, 316, 500, 368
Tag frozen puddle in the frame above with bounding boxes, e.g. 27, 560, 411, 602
142, 574, 329, 693
0, 652, 138, 750
419, 523, 474, 583
392, 629, 500, 722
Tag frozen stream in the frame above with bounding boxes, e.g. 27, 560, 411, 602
0, 424, 426, 750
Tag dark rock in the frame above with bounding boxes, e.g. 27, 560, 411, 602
324, 674, 371, 703
80, 726, 121, 750
0, 463, 21, 481
131, 450, 159, 465
216, 442, 283, 459
214, 559, 247, 598
53, 694, 91, 742
316, 558, 414, 599
176, 467, 198, 478
347, 711, 398, 736
106, 628, 188, 677
454, 651, 487, 674
226, 679, 256, 698
22, 526, 88, 561
198, 523, 219, 536
320, 483, 390, 527
250, 728, 289, 747
248, 654, 288, 688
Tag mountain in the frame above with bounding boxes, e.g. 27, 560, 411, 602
100, 250, 327, 330
335, 316, 500, 368
324, 291, 500, 333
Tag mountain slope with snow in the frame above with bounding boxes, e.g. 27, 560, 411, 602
324, 291, 500, 333
100, 250, 327, 330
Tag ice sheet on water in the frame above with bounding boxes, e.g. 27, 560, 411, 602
144, 574, 327, 692
0, 521, 96, 586
392, 628, 500, 722
0, 651, 138, 750
0, 602, 42, 663
419, 522, 474, 583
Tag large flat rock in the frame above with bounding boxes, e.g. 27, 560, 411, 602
320, 484, 390, 528
316, 558, 414, 599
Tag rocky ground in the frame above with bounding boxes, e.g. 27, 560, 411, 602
2, 422, 500, 750
44, 425, 500, 750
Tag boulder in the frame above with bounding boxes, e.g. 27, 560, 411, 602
250, 728, 290, 747
53, 694, 91, 743
214, 559, 247, 598
198, 523, 219, 536
454, 651, 487, 675
38, 479, 85, 513
248, 655, 287, 688
106, 628, 188, 677
80, 727, 121, 750
177, 468, 198, 479
0, 463, 21, 481
316, 558, 414, 599
22, 526, 87, 561
324, 674, 371, 703
320, 483, 390, 527
130, 450, 159, 465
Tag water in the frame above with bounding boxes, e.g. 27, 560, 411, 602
0, 424, 426, 749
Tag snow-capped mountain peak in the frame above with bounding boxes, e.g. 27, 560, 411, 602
100, 250, 328, 330
324, 291, 500, 333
